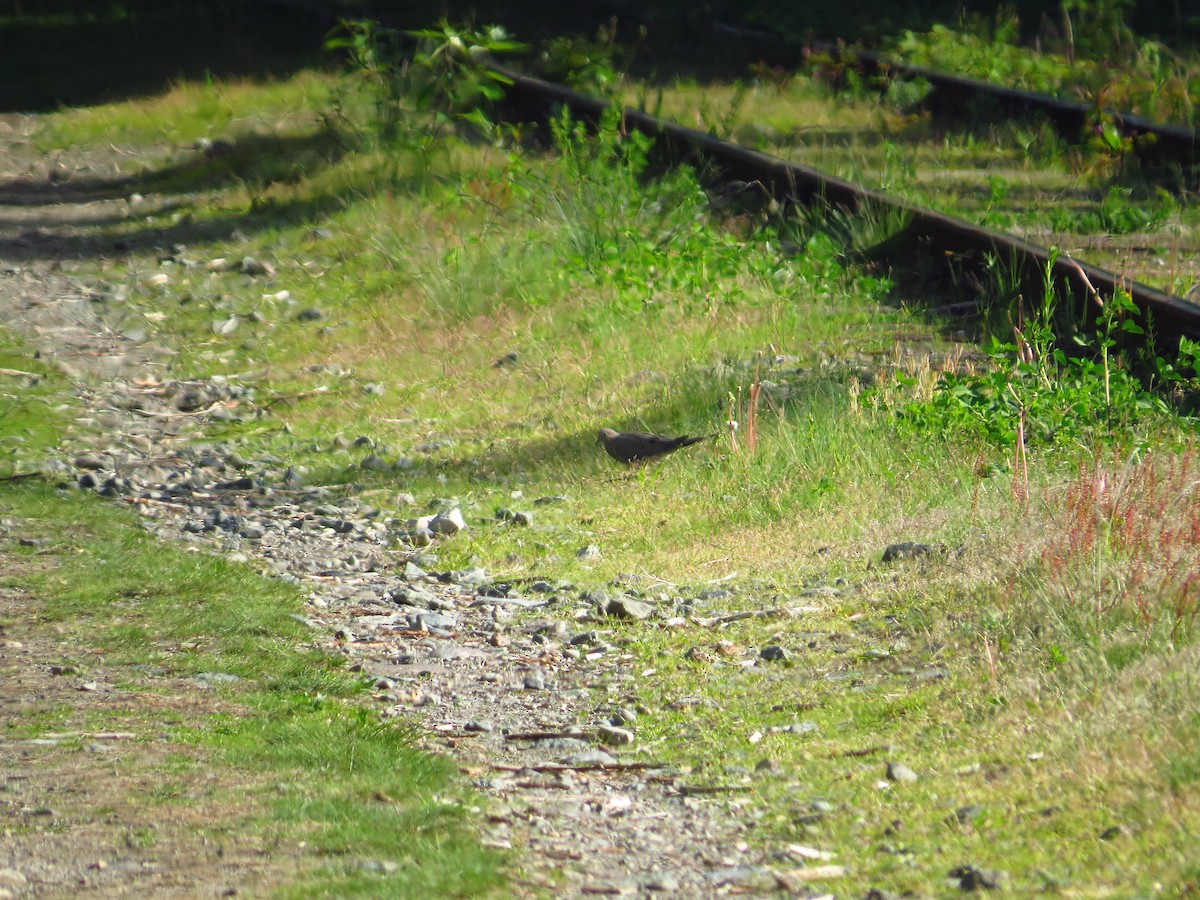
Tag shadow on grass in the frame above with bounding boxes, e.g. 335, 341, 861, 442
0, 129, 369, 261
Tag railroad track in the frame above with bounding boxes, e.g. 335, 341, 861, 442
818, 45, 1200, 171
496, 66, 1200, 346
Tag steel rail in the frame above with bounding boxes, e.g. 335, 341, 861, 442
496, 67, 1200, 344
834, 47, 1200, 169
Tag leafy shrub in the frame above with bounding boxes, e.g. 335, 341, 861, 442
890, 15, 1200, 126
325, 18, 526, 144
516, 105, 785, 313
1046, 185, 1175, 234
888, 253, 1185, 451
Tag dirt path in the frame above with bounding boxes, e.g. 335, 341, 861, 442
0, 116, 804, 898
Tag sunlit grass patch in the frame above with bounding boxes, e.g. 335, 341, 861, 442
35, 70, 341, 153
0, 482, 505, 897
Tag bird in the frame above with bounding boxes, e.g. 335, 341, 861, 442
597, 428, 714, 465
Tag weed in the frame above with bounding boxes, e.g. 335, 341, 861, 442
892, 13, 1200, 127
890, 251, 1182, 453
325, 18, 526, 148
1035, 447, 1200, 645
533, 17, 643, 95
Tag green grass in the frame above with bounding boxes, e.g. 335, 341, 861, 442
11, 60, 1200, 895
632, 72, 1200, 298
0, 482, 504, 897
0, 331, 70, 474
33, 73, 331, 152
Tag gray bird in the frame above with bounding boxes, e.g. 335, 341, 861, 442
597, 428, 714, 465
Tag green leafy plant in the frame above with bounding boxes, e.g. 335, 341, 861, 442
890, 12, 1200, 127
1047, 184, 1174, 235
533, 18, 643, 96
890, 251, 1177, 451
325, 18, 527, 145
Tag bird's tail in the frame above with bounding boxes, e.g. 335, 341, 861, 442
679, 433, 717, 448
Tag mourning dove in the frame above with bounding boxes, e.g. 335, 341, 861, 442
597, 428, 714, 464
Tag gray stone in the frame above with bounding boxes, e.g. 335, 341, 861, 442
413, 612, 458, 631
194, 672, 242, 688
392, 587, 439, 609
759, 644, 791, 662
955, 804, 986, 824
608, 706, 638, 726
495, 507, 533, 526
429, 508, 466, 535
597, 725, 635, 746
887, 761, 919, 783
562, 749, 617, 766
882, 541, 933, 562
240, 256, 275, 277
73, 453, 105, 470
948, 865, 1007, 891
407, 526, 434, 547
451, 566, 488, 587
360, 453, 391, 472
212, 315, 239, 335
605, 597, 653, 620
702, 866, 777, 889
641, 871, 680, 892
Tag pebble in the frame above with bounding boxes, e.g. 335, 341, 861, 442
212, 315, 239, 335
597, 725, 635, 746
562, 749, 617, 766
413, 612, 457, 631
428, 508, 466, 535
73, 453, 105, 470
495, 507, 533, 526
0, 870, 27, 888
240, 256, 275, 277
608, 706, 638, 726
887, 761, 919, 783
393, 587, 439, 609
882, 541, 933, 562
360, 453, 391, 472
605, 597, 652, 620
521, 668, 546, 690
948, 864, 1007, 891
641, 871, 680, 891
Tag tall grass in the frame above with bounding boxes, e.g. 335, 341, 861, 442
1035, 446, 1200, 645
